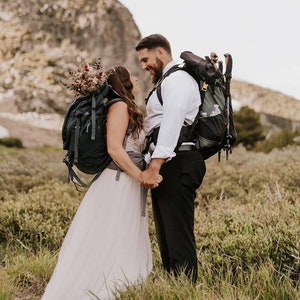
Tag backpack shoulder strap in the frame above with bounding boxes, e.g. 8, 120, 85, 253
105, 86, 125, 107
105, 97, 124, 107
145, 64, 182, 105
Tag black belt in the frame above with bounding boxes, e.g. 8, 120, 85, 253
176, 144, 195, 152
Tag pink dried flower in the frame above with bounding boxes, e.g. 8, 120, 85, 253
61, 58, 107, 97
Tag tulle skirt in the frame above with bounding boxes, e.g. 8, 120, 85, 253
42, 168, 152, 300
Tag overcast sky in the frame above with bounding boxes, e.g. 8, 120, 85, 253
119, 0, 300, 100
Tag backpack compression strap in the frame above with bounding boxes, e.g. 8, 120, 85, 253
91, 83, 110, 140
63, 155, 88, 188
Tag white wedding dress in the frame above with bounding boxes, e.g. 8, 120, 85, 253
42, 131, 152, 300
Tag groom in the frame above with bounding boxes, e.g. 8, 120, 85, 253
136, 34, 206, 283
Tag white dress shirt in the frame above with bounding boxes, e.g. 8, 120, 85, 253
144, 61, 201, 161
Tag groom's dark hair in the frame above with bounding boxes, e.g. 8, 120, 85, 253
135, 34, 172, 55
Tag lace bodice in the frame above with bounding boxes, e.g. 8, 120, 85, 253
125, 130, 146, 154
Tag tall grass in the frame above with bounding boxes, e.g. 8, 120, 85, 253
0, 144, 299, 299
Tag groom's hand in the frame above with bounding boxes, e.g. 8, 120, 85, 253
138, 158, 164, 189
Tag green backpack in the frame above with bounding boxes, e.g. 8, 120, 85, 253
146, 51, 237, 160
62, 83, 123, 187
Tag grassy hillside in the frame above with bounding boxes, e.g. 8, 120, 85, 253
0, 144, 299, 299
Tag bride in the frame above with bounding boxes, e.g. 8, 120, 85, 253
42, 64, 161, 299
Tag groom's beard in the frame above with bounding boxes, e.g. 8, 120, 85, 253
152, 58, 164, 84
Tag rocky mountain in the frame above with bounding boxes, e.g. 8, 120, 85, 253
0, 0, 299, 147
0, 0, 148, 114
231, 80, 300, 122
231, 80, 300, 133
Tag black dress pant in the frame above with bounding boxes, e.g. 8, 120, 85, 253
151, 150, 206, 283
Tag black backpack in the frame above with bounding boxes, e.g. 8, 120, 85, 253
62, 82, 123, 187
146, 51, 237, 161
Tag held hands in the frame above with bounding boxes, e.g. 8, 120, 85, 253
138, 169, 163, 189
138, 158, 165, 189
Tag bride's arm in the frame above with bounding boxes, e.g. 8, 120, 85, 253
106, 101, 142, 181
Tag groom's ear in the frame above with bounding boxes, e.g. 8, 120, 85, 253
156, 47, 164, 57
156, 46, 171, 63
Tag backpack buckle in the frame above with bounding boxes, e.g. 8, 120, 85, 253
202, 82, 208, 91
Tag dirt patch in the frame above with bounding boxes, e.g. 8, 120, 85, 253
0, 117, 62, 148
0, 98, 64, 148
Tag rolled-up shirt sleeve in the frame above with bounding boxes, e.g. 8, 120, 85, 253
150, 68, 200, 160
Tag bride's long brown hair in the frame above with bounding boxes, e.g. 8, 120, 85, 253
106, 66, 144, 136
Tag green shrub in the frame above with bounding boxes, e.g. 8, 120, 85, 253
0, 181, 81, 251
254, 129, 298, 153
6, 249, 57, 299
0, 268, 14, 300
0, 137, 23, 148
233, 106, 264, 149
0, 144, 300, 299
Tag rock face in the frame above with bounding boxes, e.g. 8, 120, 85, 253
0, 125, 9, 138
0, 0, 149, 114
231, 80, 300, 122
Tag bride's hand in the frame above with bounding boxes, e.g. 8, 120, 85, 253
138, 171, 163, 189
